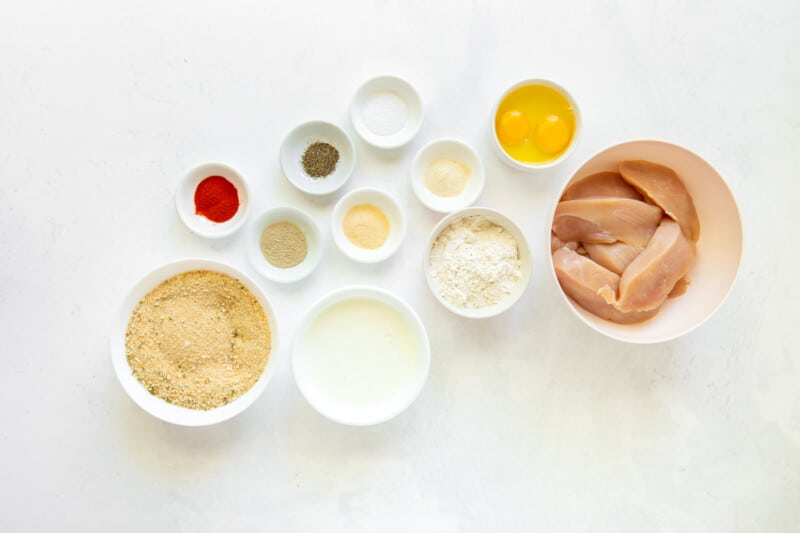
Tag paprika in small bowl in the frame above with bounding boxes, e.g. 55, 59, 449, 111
176, 162, 250, 239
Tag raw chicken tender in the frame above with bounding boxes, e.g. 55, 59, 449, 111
553, 198, 663, 248
583, 242, 642, 276
552, 247, 660, 324
551, 234, 579, 252
603, 219, 697, 312
562, 171, 643, 201
619, 160, 700, 241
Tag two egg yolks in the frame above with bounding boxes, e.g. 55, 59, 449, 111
497, 110, 570, 154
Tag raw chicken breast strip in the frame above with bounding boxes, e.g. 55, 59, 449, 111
553, 198, 663, 248
552, 247, 660, 324
562, 171, 643, 201
583, 242, 642, 275
619, 160, 701, 242
602, 219, 697, 313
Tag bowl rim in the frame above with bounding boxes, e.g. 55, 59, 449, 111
110, 258, 279, 426
411, 137, 486, 213
491, 78, 582, 172
331, 186, 407, 263
291, 284, 431, 426
349, 74, 423, 149
247, 206, 324, 283
424, 206, 533, 318
545, 137, 744, 343
175, 161, 251, 238
279, 120, 356, 197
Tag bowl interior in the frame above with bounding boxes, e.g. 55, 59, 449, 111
292, 286, 430, 426
248, 207, 323, 283
280, 121, 356, 196
425, 207, 533, 318
351, 75, 423, 149
110, 259, 278, 426
176, 162, 250, 238
491, 78, 582, 171
332, 188, 406, 263
547, 140, 743, 343
412, 138, 485, 213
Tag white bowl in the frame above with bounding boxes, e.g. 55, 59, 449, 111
280, 121, 356, 196
110, 258, 278, 426
424, 207, 533, 318
350, 75, 423, 149
491, 78, 582, 172
176, 162, 250, 238
411, 138, 485, 213
547, 139, 743, 343
247, 207, 323, 283
292, 286, 430, 426
331, 187, 406, 263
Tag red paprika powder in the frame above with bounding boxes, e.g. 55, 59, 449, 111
194, 175, 239, 223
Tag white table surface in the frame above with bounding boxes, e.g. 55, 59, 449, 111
1, 1, 798, 531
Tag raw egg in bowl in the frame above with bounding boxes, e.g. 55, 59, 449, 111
492, 79, 581, 171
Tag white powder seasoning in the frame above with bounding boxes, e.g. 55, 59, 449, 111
429, 215, 521, 308
362, 91, 407, 135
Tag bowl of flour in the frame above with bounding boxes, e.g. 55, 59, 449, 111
424, 207, 532, 318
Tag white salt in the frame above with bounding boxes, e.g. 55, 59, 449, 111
362, 91, 407, 135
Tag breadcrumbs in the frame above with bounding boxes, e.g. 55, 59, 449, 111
125, 270, 271, 410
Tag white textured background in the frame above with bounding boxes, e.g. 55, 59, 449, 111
1, 1, 798, 531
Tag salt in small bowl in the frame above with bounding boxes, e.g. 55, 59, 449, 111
350, 75, 423, 150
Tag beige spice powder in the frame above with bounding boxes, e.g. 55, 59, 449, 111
260, 221, 308, 268
125, 270, 271, 410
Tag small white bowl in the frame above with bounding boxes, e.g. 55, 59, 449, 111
425, 207, 533, 319
247, 207, 323, 283
547, 139, 743, 343
331, 187, 406, 263
292, 286, 430, 426
411, 138, 485, 213
350, 75, 423, 149
176, 162, 250, 238
280, 121, 356, 196
491, 78, 582, 172
110, 258, 279, 426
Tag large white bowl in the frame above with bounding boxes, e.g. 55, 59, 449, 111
547, 139, 743, 343
424, 207, 533, 319
292, 286, 430, 426
110, 259, 278, 426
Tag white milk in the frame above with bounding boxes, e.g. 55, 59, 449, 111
301, 298, 420, 411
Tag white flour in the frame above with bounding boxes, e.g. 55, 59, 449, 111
429, 215, 521, 308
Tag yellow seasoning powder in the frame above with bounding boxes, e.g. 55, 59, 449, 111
343, 204, 390, 249
423, 158, 471, 197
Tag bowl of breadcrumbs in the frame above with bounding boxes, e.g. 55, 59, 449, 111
111, 259, 277, 426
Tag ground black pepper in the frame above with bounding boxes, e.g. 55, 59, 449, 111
301, 142, 339, 178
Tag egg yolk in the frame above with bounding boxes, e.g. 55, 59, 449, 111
497, 110, 529, 145
533, 115, 570, 154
